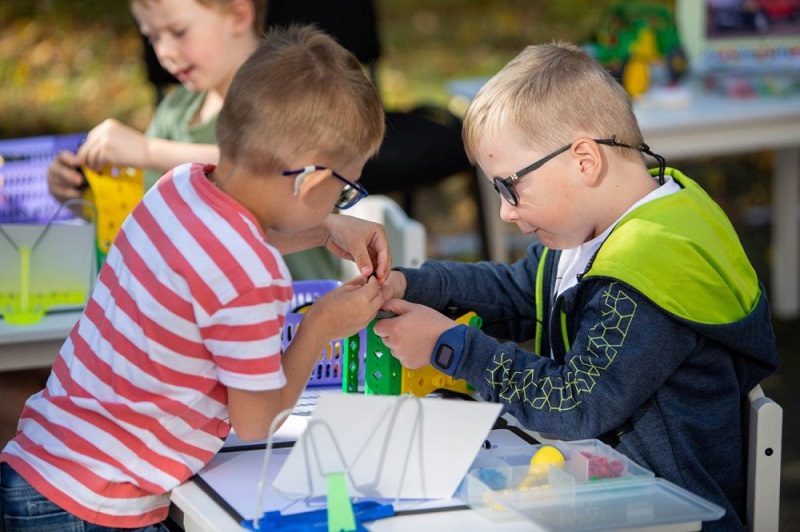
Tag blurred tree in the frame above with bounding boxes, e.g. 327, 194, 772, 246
0, 0, 678, 137
0, 0, 151, 137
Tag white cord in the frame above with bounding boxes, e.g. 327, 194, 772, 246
348, 394, 426, 503
252, 406, 295, 530
251, 393, 428, 528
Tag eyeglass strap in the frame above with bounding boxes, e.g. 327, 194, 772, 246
600, 136, 666, 185
638, 143, 666, 185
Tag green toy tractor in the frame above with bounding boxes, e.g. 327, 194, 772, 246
586, 2, 688, 97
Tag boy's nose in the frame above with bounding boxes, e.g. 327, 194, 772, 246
498, 198, 516, 223
153, 37, 178, 69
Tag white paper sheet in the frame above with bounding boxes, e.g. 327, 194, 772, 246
273, 394, 503, 500
197, 447, 469, 522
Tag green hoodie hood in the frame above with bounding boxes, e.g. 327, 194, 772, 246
583, 168, 760, 325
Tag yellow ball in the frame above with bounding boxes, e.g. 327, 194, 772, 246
529, 445, 565, 477
531, 444, 565, 466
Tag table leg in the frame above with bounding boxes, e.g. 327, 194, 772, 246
476, 169, 508, 263
0, 340, 61, 372
771, 147, 800, 320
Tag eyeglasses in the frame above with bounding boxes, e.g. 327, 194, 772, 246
492, 137, 622, 206
282, 165, 369, 210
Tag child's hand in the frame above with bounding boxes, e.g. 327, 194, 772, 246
344, 270, 405, 301
380, 270, 407, 300
304, 277, 384, 341
372, 299, 456, 369
321, 214, 392, 281
78, 119, 149, 171
47, 150, 85, 203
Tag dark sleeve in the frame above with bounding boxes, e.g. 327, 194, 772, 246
454, 279, 699, 440
397, 242, 547, 342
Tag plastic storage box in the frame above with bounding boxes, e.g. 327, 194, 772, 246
0, 133, 85, 223
0, 220, 96, 325
0, 133, 143, 267
284, 280, 366, 387
462, 438, 725, 531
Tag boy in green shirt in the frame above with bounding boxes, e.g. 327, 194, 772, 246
46, 0, 337, 279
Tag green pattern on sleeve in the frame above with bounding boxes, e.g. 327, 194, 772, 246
486, 282, 634, 411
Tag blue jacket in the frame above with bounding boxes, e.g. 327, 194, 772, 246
400, 169, 778, 531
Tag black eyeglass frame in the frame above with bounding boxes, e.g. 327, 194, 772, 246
282, 165, 369, 210
492, 136, 666, 206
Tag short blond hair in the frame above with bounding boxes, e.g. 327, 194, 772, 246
463, 41, 644, 164
131, 0, 266, 34
216, 24, 385, 175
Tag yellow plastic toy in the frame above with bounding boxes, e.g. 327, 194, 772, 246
400, 311, 481, 397
517, 444, 566, 490
359, 311, 481, 396
531, 444, 566, 468
621, 27, 659, 98
82, 165, 144, 263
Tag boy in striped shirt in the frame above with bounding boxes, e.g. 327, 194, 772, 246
1, 24, 388, 531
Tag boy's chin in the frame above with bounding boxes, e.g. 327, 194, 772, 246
179, 77, 208, 93
535, 234, 571, 250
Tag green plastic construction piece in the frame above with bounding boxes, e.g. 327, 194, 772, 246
0, 290, 87, 325
363, 319, 402, 395
326, 471, 356, 532
0, 245, 87, 325
19, 247, 30, 313
342, 332, 361, 393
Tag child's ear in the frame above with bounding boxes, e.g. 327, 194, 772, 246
572, 138, 604, 186
293, 167, 331, 200
229, 0, 255, 35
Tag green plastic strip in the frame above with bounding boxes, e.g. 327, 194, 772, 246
326, 471, 356, 532
19, 247, 30, 312
534, 248, 549, 355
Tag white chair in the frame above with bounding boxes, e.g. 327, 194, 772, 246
339, 195, 426, 280
746, 384, 783, 532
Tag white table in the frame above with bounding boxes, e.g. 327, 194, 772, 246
0, 310, 80, 371
168, 410, 714, 531
0, 312, 713, 531
168, 475, 704, 532
449, 79, 800, 319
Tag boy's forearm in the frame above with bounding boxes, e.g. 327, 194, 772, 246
267, 213, 358, 254
265, 223, 328, 254
279, 322, 331, 395
145, 138, 220, 172
227, 323, 330, 441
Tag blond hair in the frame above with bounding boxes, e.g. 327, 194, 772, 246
216, 24, 385, 175
130, 0, 266, 34
463, 41, 644, 164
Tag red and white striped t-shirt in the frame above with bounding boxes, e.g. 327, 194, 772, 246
1, 163, 293, 528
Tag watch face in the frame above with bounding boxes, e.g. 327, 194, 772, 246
435, 344, 455, 369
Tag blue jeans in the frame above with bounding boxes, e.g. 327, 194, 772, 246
0, 462, 170, 532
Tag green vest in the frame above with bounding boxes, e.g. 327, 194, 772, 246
583, 168, 759, 325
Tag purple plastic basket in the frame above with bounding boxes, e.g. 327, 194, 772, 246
0, 133, 86, 223
283, 280, 367, 387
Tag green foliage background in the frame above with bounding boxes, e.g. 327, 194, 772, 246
0, 0, 672, 137
0, 0, 771, 275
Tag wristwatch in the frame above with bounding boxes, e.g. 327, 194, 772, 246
430, 325, 467, 377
